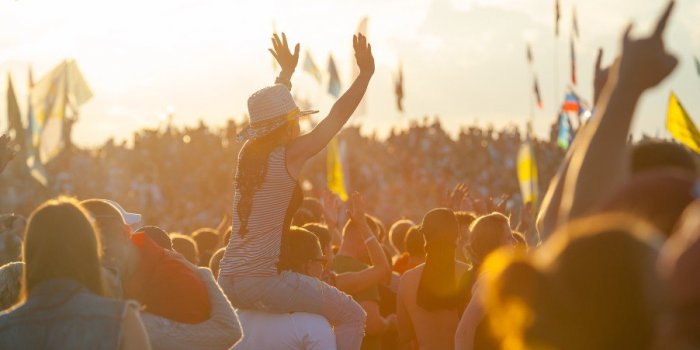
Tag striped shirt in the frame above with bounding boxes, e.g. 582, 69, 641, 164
220, 147, 301, 277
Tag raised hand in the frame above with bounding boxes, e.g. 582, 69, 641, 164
321, 191, 340, 228
0, 134, 16, 175
617, 0, 677, 94
593, 48, 611, 105
346, 191, 367, 223
447, 183, 469, 211
269, 32, 300, 75
353, 33, 375, 76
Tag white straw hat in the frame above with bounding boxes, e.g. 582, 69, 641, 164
237, 84, 318, 142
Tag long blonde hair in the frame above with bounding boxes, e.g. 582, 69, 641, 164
22, 197, 104, 299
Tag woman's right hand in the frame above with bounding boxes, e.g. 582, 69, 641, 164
354, 33, 375, 77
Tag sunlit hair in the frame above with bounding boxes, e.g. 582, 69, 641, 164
404, 226, 424, 257
482, 214, 663, 350
277, 227, 322, 274
389, 219, 414, 253
209, 247, 226, 280
170, 233, 199, 265
235, 121, 296, 236
303, 223, 331, 250
22, 197, 104, 299
468, 212, 511, 266
416, 208, 467, 311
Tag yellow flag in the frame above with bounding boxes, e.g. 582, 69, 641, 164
327, 137, 348, 201
517, 141, 538, 205
666, 92, 700, 154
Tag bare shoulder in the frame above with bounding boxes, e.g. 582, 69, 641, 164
398, 264, 424, 291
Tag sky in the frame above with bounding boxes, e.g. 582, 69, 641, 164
0, 0, 699, 147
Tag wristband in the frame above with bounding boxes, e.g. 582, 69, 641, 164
364, 236, 376, 245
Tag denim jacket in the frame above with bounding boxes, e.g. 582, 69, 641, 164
0, 278, 126, 350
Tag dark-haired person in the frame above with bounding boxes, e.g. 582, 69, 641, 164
0, 197, 151, 349
397, 208, 470, 350
334, 194, 395, 350
388, 219, 414, 256
455, 212, 516, 350
218, 32, 374, 350
192, 228, 219, 267
235, 227, 336, 349
393, 226, 424, 275
171, 233, 200, 265
139, 225, 173, 250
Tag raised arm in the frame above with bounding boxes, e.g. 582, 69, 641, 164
558, 0, 677, 222
287, 34, 375, 163
335, 192, 392, 294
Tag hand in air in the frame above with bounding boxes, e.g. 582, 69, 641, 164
269, 32, 300, 74
353, 33, 375, 76
346, 192, 367, 223
617, 0, 678, 94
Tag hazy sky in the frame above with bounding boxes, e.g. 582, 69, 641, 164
1, 0, 699, 147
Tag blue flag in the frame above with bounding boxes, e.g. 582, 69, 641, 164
327, 55, 341, 98
557, 112, 572, 150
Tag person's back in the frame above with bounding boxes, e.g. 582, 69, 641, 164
0, 278, 134, 350
234, 310, 336, 350
398, 262, 469, 350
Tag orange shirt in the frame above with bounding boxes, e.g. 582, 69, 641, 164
123, 233, 210, 323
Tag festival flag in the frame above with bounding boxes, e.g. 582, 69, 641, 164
327, 54, 341, 98
394, 63, 404, 112
517, 138, 539, 205
302, 50, 323, 83
533, 78, 543, 109
327, 136, 348, 201
562, 92, 581, 114
666, 92, 700, 154
6, 74, 25, 153
555, 0, 561, 37
31, 60, 92, 163
557, 112, 573, 149
570, 36, 577, 85
25, 66, 48, 186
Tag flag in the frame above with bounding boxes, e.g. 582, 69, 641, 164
395, 64, 404, 112
557, 112, 572, 149
572, 7, 579, 38
327, 55, 341, 98
31, 60, 92, 163
302, 51, 322, 83
562, 92, 581, 114
517, 139, 539, 205
666, 92, 700, 154
533, 78, 543, 109
555, 0, 561, 37
6, 74, 25, 153
695, 56, 700, 76
327, 136, 348, 201
25, 66, 48, 186
570, 36, 577, 85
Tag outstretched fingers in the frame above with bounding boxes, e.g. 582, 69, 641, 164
654, 0, 675, 38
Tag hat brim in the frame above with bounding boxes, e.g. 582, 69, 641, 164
237, 109, 319, 143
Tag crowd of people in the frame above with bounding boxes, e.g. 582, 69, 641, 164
1, 1, 700, 349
